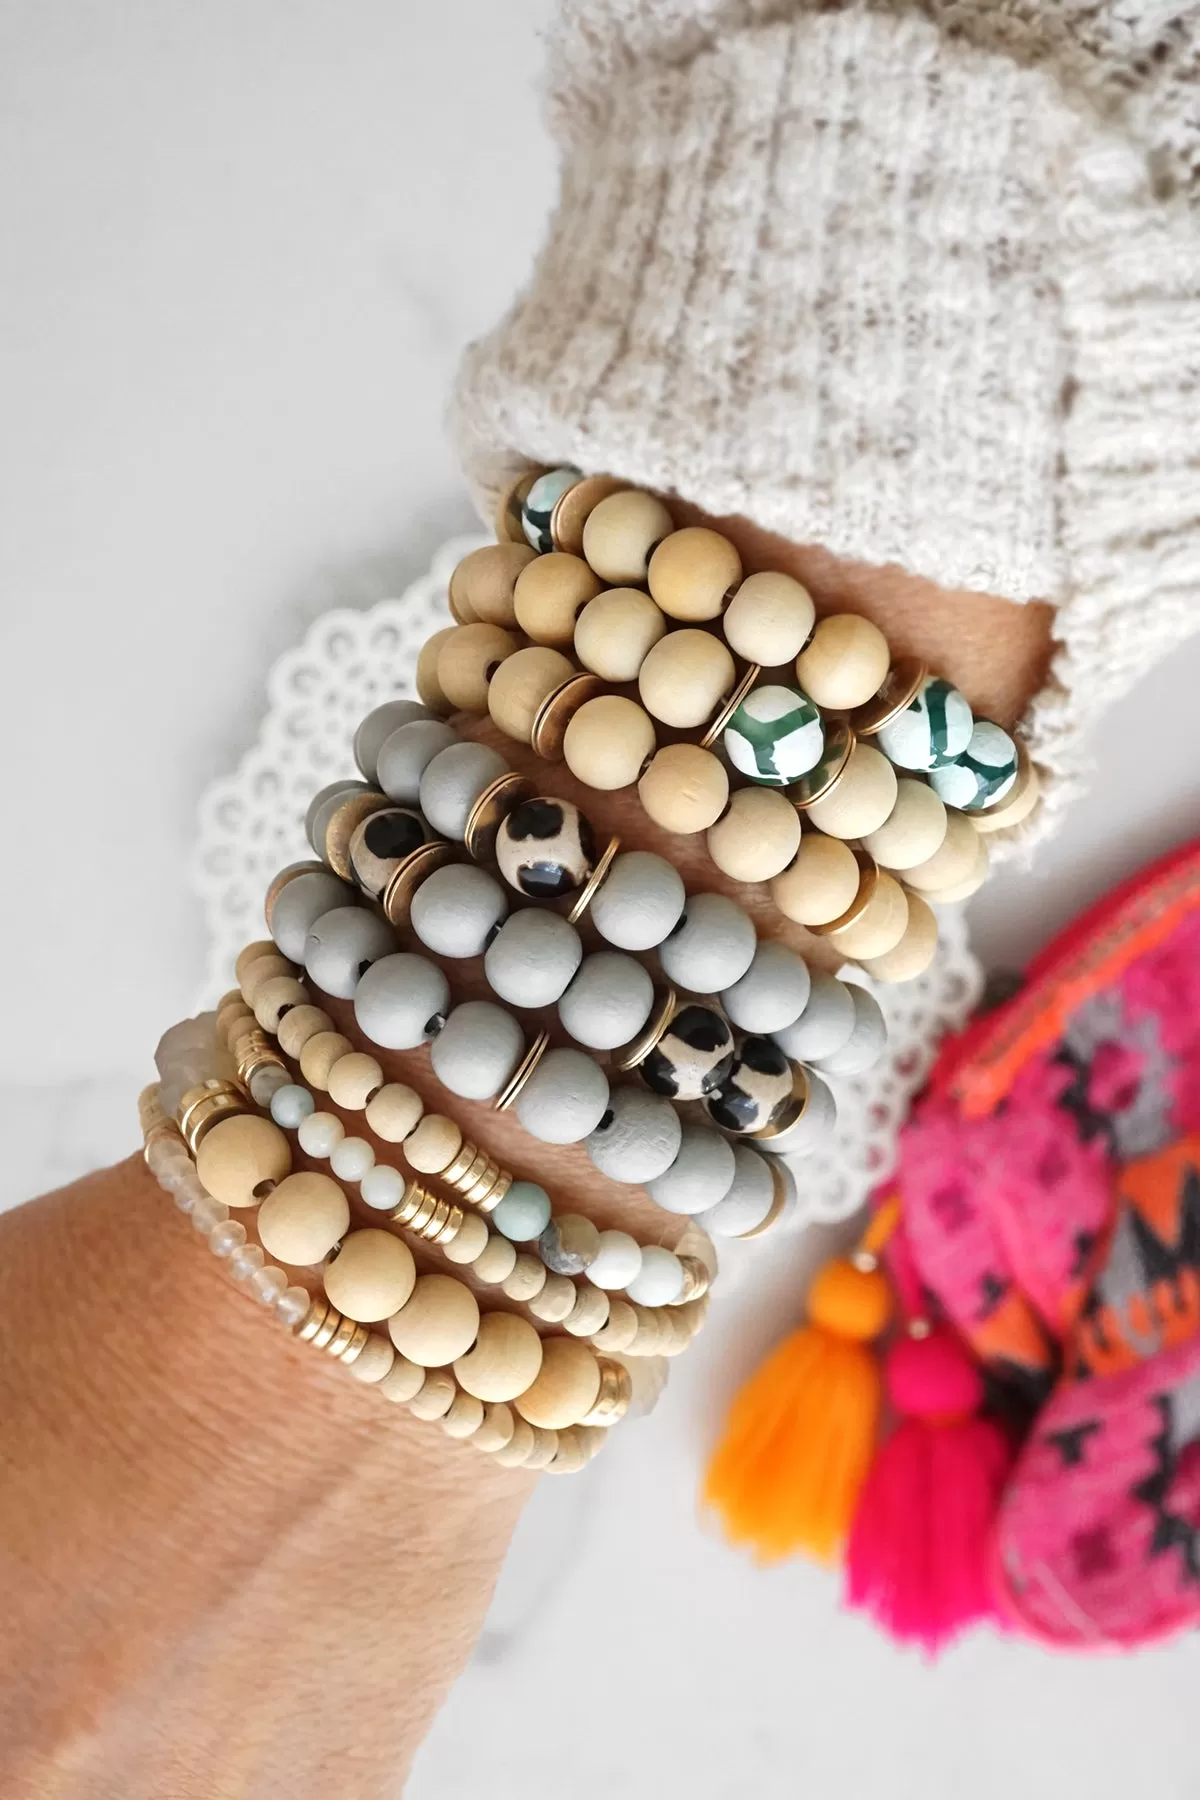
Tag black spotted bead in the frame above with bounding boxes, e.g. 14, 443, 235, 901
348, 806, 428, 899
641, 1003, 735, 1102
706, 1035, 794, 1134
495, 797, 596, 899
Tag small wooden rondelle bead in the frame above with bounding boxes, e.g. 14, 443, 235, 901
453, 1310, 544, 1402
563, 694, 656, 792
378, 1353, 426, 1405
523, 1426, 561, 1469
513, 552, 602, 645
299, 1031, 356, 1091
501, 1253, 548, 1303
416, 626, 457, 715
236, 940, 279, 984
514, 1336, 602, 1430
804, 742, 898, 840
638, 743, 729, 835
364, 1082, 425, 1143
472, 1233, 519, 1285
241, 953, 294, 1004
257, 1170, 349, 1265
589, 1298, 639, 1353
277, 1003, 334, 1059
195, 1115, 291, 1210
822, 868, 910, 960
407, 1368, 457, 1422
325, 1051, 385, 1111
436, 623, 521, 715
722, 570, 815, 666
574, 588, 667, 681
441, 1389, 486, 1439
388, 1273, 480, 1366
562, 1285, 611, 1338
492, 1417, 537, 1467
638, 629, 735, 730
706, 786, 801, 883
526, 1272, 578, 1323
441, 1211, 490, 1265
861, 778, 948, 871
487, 645, 577, 744
923, 832, 990, 901
323, 1228, 416, 1323
450, 542, 538, 627
347, 1334, 397, 1385
472, 1401, 516, 1452
546, 1430, 588, 1474
647, 527, 741, 622
860, 892, 939, 982
403, 1114, 464, 1176
794, 613, 891, 711
581, 490, 674, 585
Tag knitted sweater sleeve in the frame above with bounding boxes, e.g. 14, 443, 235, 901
451, 1, 1200, 840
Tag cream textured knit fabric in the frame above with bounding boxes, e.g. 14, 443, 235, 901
452, 1, 1200, 839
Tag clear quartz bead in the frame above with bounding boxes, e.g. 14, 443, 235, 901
172, 1175, 204, 1215
275, 1284, 313, 1329
191, 1194, 230, 1235
209, 1218, 248, 1259
250, 1263, 289, 1306
250, 1063, 289, 1107
147, 1134, 190, 1181
619, 1353, 669, 1420
154, 1013, 223, 1119
229, 1242, 266, 1284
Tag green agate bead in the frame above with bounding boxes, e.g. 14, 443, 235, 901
723, 683, 824, 786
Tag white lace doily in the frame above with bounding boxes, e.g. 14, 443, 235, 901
192, 536, 984, 1229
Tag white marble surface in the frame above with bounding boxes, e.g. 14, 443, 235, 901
4, 4, 1200, 1796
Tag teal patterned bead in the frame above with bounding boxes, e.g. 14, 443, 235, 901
929, 719, 1019, 811
876, 675, 973, 771
521, 466, 582, 554
723, 683, 824, 786
492, 1180, 553, 1242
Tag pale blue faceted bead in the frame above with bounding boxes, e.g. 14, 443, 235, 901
493, 1181, 554, 1243
876, 675, 973, 771
353, 700, 431, 783
270, 1084, 316, 1129
521, 466, 582, 553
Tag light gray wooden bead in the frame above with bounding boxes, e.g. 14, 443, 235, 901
305, 780, 371, 857
353, 700, 432, 783
696, 1144, 776, 1237
484, 910, 583, 1008
760, 1071, 836, 1155
770, 969, 857, 1062
410, 864, 507, 959
647, 1124, 737, 1215
514, 1047, 610, 1144
812, 983, 887, 1076
376, 719, 458, 805
558, 953, 654, 1051
303, 906, 394, 1000
418, 741, 509, 842
585, 1085, 682, 1184
657, 892, 756, 993
720, 940, 812, 1034
269, 870, 356, 962
353, 952, 449, 1050
429, 1001, 524, 1102
588, 850, 685, 952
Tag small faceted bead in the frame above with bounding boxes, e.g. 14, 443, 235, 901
388, 1273, 480, 1366
410, 863, 507, 959
501, 1254, 548, 1302
484, 910, 582, 1008
359, 1163, 406, 1211
348, 1335, 397, 1386
348, 806, 427, 898
813, 983, 888, 1074
558, 952, 654, 1051
269, 870, 356, 962
771, 970, 857, 1061
638, 629, 734, 729
707, 787, 801, 883
647, 1125, 736, 1215
574, 587, 667, 680
626, 1245, 685, 1306
591, 1298, 639, 1353
441, 1211, 490, 1265
589, 850, 685, 951
353, 953, 449, 1051
270, 1083, 317, 1129
415, 626, 456, 714
642, 1002, 736, 1101
495, 797, 596, 900
581, 489, 674, 585
902, 806, 985, 893
770, 833, 862, 928
323, 1228, 416, 1323
586, 1230, 643, 1291
563, 694, 656, 792
585, 1086, 682, 1184
647, 526, 741, 622
250, 1264, 289, 1307
929, 719, 1019, 811
364, 1081, 424, 1143
795, 613, 890, 710
658, 892, 756, 993
805, 742, 898, 840
257, 1171, 349, 1265
450, 541, 538, 626
514, 1338, 602, 1430
430, 1000, 525, 1102
325, 1052, 384, 1111
276, 1284, 313, 1329
376, 719, 458, 805
697, 1144, 776, 1236
637, 743, 728, 835
761, 1071, 837, 1155
440, 1390, 486, 1439
378, 1354, 427, 1405
297, 1110, 345, 1159
707, 1036, 795, 1134
195, 1115, 291, 1210
723, 683, 824, 785
515, 1047, 610, 1144
403, 1113, 463, 1176
487, 644, 576, 743
876, 674, 973, 770
453, 1310, 544, 1402
298, 1031, 356, 1090
721, 941, 811, 1034
539, 1212, 601, 1276
208, 1218, 247, 1259
824, 869, 909, 960
722, 570, 815, 665
521, 466, 582, 552
408, 1370, 457, 1422
492, 1181, 554, 1243
276, 1003, 334, 1060
513, 551, 602, 644
472, 1234, 518, 1285
194, 1194, 232, 1237
304, 907, 394, 1001
859, 892, 939, 983
436, 622, 521, 714
419, 740, 511, 843
329, 1136, 375, 1183
353, 699, 432, 783
861, 778, 948, 871
526, 1272, 578, 1323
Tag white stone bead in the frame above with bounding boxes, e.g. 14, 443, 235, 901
484, 909, 583, 1008
353, 699, 432, 782
410, 863, 508, 959
586, 1230, 644, 1291
330, 1136, 375, 1183
588, 850, 685, 952
359, 1163, 406, 1212
720, 941, 812, 1034
626, 1246, 685, 1306
770, 970, 856, 1063
697, 1145, 776, 1237
647, 1125, 736, 1215
657, 892, 756, 993
297, 1111, 345, 1159
811, 984, 888, 1077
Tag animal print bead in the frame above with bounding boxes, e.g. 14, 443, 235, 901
640, 1003, 735, 1102
876, 675, 973, 771
706, 1036, 794, 1134
348, 806, 428, 899
723, 683, 824, 786
495, 797, 597, 899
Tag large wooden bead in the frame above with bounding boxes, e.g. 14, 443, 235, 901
722, 570, 815, 666
563, 695, 656, 791
496, 797, 596, 898
804, 742, 898, 839
487, 645, 576, 743
647, 527, 741, 622
822, 868, 909, 960
860, 892, 939, 982
795, 613, 890, 711
769, 833, 861, 927
449, 543, 538, 628
902, 806, 982, 893
861, 779, 948, 871
416, 627, 457, 715
706, 787, 801, 883
195, 1114, 291, 1209
436, 624, 521, 715
638, 629, 735, 729
453, 1310, 544, 1403
638, 743, 729, 834
582, 490, 674, 585
574, 588, 666, 681
513, 552, 601, 645
723, 683, 824, 785
257, 1170, 349, 1265
514, 1337, 602, 1430
388, 1273, 480, 1366
323, 1228, 416, 1323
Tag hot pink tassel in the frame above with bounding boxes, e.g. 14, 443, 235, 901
846, 1329, 1013, 1655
